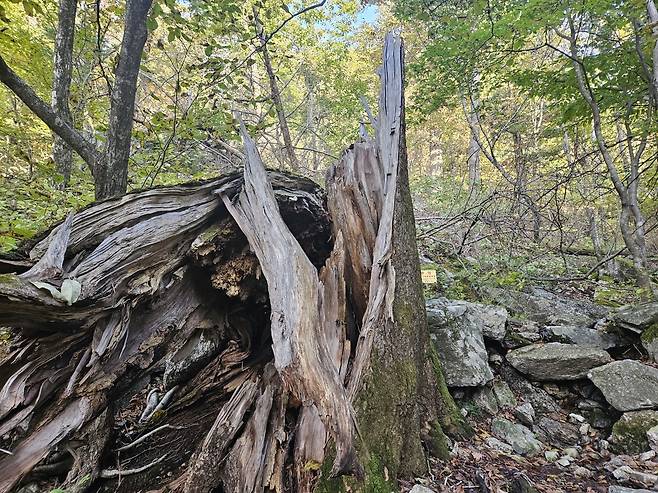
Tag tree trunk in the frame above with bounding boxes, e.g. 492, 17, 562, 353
565, 15, 653, 295
97, 0, 153, 200
52, 0, 77, 187
647, 0, 658, 100
0, 32, 465, 493
254, 7, 301, 173
465, 98, 481, 191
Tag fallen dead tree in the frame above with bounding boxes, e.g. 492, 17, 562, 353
0, 33, 467, 493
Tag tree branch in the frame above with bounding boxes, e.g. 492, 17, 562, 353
0, 54, 99, 174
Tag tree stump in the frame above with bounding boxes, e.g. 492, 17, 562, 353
0, 32, 466, 493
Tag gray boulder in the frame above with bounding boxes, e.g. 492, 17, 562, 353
409, 486, 437, 493
647, 424, 658, 453
427, 297, 508, 340
472, 386, 499, 415
608, 487, 656, 493
613, 302, 658, 333
498, 364, 561, 415
534, 416, 580, 448
588, 360, 658, 411
426, 299, 494, 386
485, 286, 607, 327
491, 417, 542, 456
546, 324, 626, 350
472, 302, 508, 341
486, 436, 513, 454
492, 380, 517, 409
506, 342, 612, 381
504, 318, 543, 349
612, 465, 658, 488
513, 402, 536, 427
610, 411, 658, 455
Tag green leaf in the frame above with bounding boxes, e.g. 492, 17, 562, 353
60, 279, 81, 305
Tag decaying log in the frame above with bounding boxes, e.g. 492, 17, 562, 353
0, 31, 464, 493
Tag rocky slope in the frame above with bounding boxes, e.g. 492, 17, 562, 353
410, 288, 658, 493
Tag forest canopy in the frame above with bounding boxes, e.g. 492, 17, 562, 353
0, 0, 656, 298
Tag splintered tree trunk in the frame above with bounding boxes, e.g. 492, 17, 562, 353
0, 32, 465, 493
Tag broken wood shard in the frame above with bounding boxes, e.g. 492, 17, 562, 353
218, 122, 360, 477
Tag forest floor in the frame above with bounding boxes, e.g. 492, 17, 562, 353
403, 238, 658, 493
401, 408, 658, 493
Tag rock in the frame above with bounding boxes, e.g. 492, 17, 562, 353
491, 417, 543, 456
486, 286, 607, 327
542, 382, 571, 399
639, 450, 656, 461
498, 365, 561, 415
486, 436, 513, 454
489, 352, 504, 365
580, 423, 591, 435
544, 450, 559, 462
573, 381, 599, 399
613, 302, 658, 333
577, 398, 604, 411
509, 475, 539, 493
582, 407, 616, 429
426, 299, 494, 386
493, 380, 517, 409
612, 465, 658, 487
534, 417, 580, 448
588, 360, 658, 411
610, 411, 658, 454
648, 424, 658, 453
514, 403, 536, 427
452, 389, 467, 399
472, 386, 499, 415
556, 456, 572, 467
608, 487, 656, 493
409, 486, 437, 493
574, 466, 592, 479
427, 297, 508, 340
504, 319, 544, 349
546, 324, 625, 350
477, 303, 509, 341
563, 446, 580, 458
569, 413, 586, 424
507, 343, 612, 381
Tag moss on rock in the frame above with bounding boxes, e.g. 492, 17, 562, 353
610, 410, 658, 454
641, 322, 658, 344
428, 344, 473, 439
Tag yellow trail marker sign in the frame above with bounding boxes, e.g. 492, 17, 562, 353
421, 269, 437, 284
